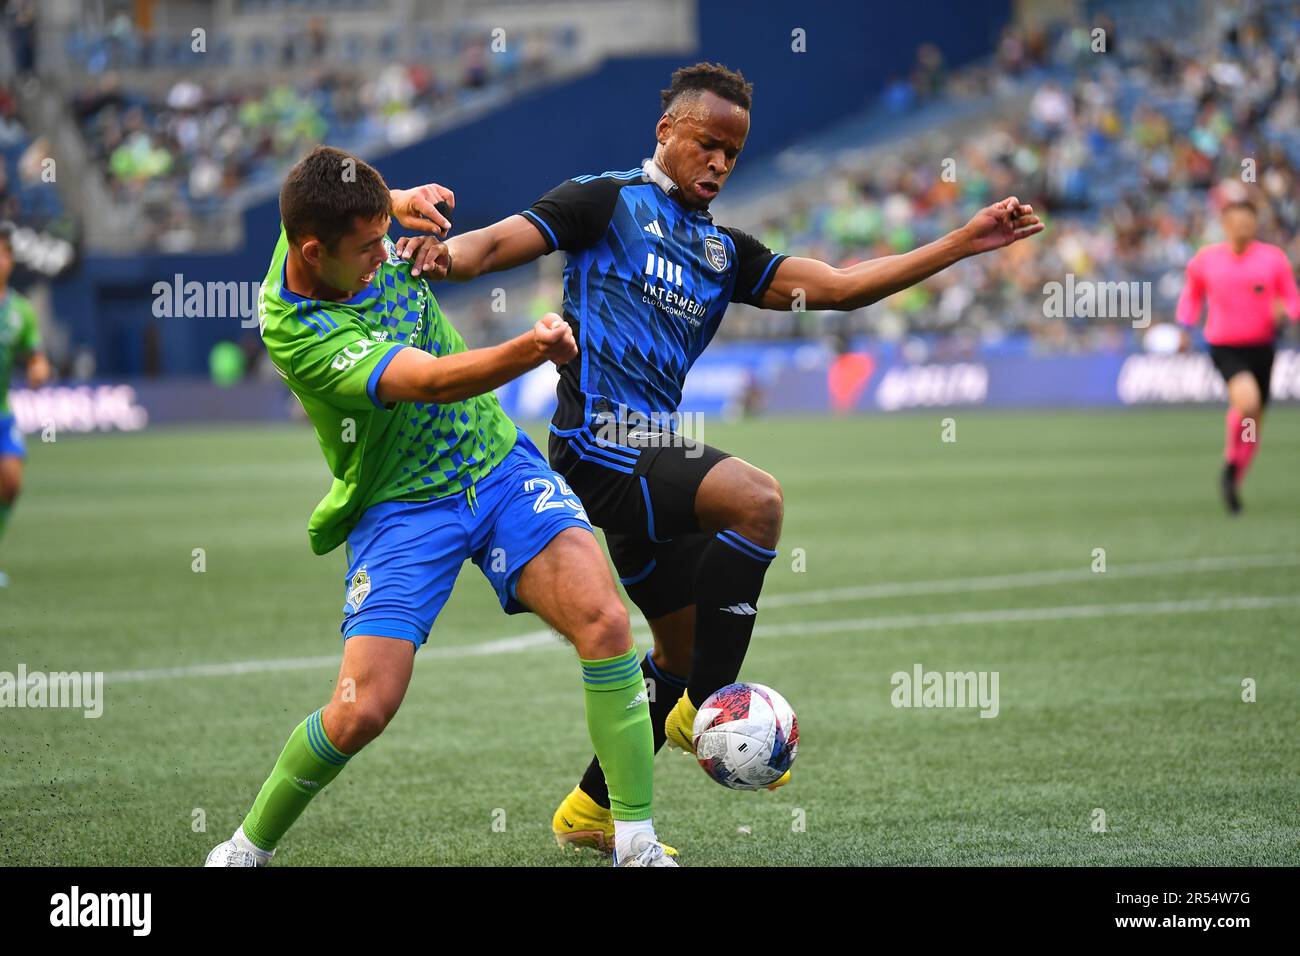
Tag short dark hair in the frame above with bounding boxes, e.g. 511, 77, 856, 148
0, 225, 12, 253
280, 145, 391, 249
1222, 199, 1257, 217
660, 62, 753, 114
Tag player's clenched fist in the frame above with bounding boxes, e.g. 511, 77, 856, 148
532, 312, 576, 365
959, 196, 1044, 255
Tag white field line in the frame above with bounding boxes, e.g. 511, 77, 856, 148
104, 631, 562, 683
759, 553, 1300, 608
100, 553, 1300, 684
752, 594, 1300, 638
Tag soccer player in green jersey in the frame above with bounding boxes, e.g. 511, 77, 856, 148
0, 228, 51, 588
205, 147, 674, 867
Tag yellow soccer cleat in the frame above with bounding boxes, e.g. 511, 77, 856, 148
552, 785, 615, 853
765, 769, 792, 791
663, 691, 699, 754
551, 786, 680, 858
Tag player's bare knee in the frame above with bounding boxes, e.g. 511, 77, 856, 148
0, 483, 17, 506
737, 472, 783, 547
330, 711, 386, 753
571, 598, 631, 660
325, 699, 395, 753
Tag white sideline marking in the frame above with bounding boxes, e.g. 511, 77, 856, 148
105, 632, 560, 683
101, 553, 1300, 684
753, 594, 1300, 639
760, 553, 1300, 608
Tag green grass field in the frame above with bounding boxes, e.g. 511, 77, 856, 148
2, 408, 1297, 866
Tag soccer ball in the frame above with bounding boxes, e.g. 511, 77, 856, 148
693, 682, 798, 790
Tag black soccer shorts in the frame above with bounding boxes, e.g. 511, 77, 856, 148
548, 422, 731, 621
1209, 343, 1276, 406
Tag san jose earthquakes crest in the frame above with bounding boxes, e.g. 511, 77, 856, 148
703, 235, 728, 272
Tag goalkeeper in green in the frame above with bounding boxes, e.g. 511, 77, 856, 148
205, 147, 674, 867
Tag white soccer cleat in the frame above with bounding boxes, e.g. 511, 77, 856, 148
204, 842, 260, 867
615, 832, 679, 867
204, 827, 274, 867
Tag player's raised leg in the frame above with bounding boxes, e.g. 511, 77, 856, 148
560, 453, 788, 820
514, 527, 673, 866
205, 635, 414, 866
661, 456, 782, 755
549, 435, 788, 837
1221, 370, 1264, 515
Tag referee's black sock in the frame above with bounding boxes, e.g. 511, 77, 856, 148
687, 530, 776, 708
578, 652, 686, 809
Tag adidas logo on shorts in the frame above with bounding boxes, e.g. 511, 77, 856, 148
719, 603, 757, 615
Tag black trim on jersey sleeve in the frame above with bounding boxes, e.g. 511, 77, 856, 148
719, 226, 787, 307
522, 177, 625, 253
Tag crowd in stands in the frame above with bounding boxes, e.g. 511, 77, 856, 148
13, 0, 1300, 364
71, 22, 576, 247
709, 5, 1300, 353
0, 84, 66, 236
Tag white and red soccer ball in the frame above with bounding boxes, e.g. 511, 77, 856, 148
693, 682, 798, 790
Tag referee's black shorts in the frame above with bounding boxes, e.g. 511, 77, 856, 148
548, 422, 731, 621
1209, 343, 1276, 405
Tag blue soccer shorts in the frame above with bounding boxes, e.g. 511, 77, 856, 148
0, 414, 25, 459
340, 430, 592, 647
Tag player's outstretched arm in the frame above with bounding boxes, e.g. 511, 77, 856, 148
393, 215, 550, 281
760, 197, 1042, 311
375, 313, 575, 405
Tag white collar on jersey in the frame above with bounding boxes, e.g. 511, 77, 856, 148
642, 157, 713, 219
642, 157, 678, 197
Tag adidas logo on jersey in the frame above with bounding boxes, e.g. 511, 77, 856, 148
643, 220, 664, 238
720, 603, 757, 615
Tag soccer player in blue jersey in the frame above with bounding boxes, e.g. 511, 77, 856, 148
396, 62, 1043, 852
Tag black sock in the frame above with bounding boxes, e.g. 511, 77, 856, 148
686, 530, 775, 707
578, 652, 687, 809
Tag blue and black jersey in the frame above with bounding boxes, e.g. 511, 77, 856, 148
521, 159, 786, 433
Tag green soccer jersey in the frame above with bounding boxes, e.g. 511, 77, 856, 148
259, 226, 519, 555
0, 290, 40, 416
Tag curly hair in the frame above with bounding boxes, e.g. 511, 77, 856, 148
660, 62, 753, 113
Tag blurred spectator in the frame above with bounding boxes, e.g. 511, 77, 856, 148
3, 0, 37, 74
71, 25, 576, 247
0, 84, 70, 235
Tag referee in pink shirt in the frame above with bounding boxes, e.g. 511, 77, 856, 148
1177, 200, 1300, 513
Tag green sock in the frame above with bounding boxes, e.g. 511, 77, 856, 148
0, 500, 11, 546
580, 649, 654, 822
240, 708, 350, 851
